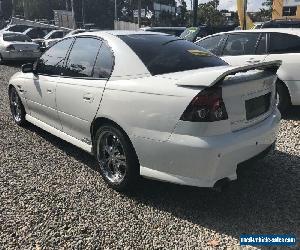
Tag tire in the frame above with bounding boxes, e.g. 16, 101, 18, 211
276, 80, 290, 114
94, 124, 140, 192
9, 87, 27, 126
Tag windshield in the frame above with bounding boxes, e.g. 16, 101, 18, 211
3, 33, 32, 42
119, 34, 227, 76
180, 27, 198, 41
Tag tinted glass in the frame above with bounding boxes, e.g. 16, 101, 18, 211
223, 33, 260, 56
119, 34, 227, 75
262, 21, 300, 28
3, 33, 31, 42
50, 31, 64, 39
93, 42, 114, 78
196, 35, 223, 55
64, 37, 102, 78
269, 33, 300, 53
256, 33, 266, 55
8, 25, 29, 32
27, 29, 45, 39
37, 38, 73, 75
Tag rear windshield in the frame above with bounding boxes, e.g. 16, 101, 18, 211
119, 34, 227, 75
3, 33, 32, 42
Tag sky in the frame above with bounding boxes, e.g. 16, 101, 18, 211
179, 0, 264, 12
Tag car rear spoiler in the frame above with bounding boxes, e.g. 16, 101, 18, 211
176, 60, 282, 87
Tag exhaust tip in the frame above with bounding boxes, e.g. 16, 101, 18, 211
213, 178, 231, 192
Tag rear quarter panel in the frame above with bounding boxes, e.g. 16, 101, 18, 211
95, 76, 199, 142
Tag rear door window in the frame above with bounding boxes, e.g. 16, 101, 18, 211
196, 35, 224, 55
119, 34, 227, 76
222, 33, 260, 56
268, 33, 300, 53
64, 37, 102, 78
93, 42, 114, 79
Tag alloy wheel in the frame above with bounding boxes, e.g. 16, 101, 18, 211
10, 88, 22, 123
96, 131, 128, 184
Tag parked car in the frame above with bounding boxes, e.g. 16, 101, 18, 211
140, 27, 186, 37
261, 19, 300, 28
8, 31, 281, 191
0, 32, 41, 63
196, 29, 300, 113
3, 24, 31, 33
180, 25, 235, 42
33, 29, 69, 51
23, 27, 53, 40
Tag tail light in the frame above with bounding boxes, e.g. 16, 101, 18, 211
6, 45, 16, 51
180, 87, 228, 122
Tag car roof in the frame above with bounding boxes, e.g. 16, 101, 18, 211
197, 28, 300, 41
69, 30, 166, 38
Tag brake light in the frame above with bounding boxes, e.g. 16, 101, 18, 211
180, 87, 228, 122
6, 45, 16, 51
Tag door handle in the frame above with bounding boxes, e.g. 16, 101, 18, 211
47, 89, 53, 94
246, 59, 260, 64
83, 94, 94, 102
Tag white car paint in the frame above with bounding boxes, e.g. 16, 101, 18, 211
0, 32, 41, 62
196, 28, 300, 106
9, 31, 281, 188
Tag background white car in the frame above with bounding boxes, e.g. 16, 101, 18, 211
33, 30, 69, 50
0, 32, 41, 63
196, 28, 300, 113
8, 31, 280, 191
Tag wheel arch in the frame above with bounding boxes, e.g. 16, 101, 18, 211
90, 117, 140, 163
277, 78, 292, 103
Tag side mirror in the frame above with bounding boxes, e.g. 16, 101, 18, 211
21, 63, 34, 73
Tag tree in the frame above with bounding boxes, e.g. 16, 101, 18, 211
197, 0, 225, 27
262, 0, 273, 18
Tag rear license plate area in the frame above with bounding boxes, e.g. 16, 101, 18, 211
245, 93, 271, 120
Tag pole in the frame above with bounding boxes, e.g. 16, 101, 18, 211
71, 0, 76, 29
82, 0, 85, 26
11, 0, 14, 17
115, 0, 117, 21
138, 0, 141, 28
243, 0, 247, 30
193, 0, 198, 27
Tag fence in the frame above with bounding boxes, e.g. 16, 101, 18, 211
114, 21, 139, 30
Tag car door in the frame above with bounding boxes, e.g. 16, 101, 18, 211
220, 32, 268, 66
263, 32, 300, 105
56, 37, 114, 142
24, 38, 74, 130
196, 34, 226, 56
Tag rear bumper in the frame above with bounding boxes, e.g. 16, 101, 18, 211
2, 51, 41, 61
285, 80, 300, 105
136, 109, 281, 188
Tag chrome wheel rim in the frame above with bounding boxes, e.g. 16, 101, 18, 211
96, 131, 127, 184
276, 92, 280, 106
10, 89, 22, 122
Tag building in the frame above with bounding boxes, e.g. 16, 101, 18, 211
273, 0, 300, 19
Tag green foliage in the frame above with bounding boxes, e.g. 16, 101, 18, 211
262, 0, 273, 17
197, 0, 225, 26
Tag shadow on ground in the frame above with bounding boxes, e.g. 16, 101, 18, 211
24, 122, 300, 247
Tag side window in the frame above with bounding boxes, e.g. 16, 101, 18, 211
64, 37, 102, 78
256, 33, 267, 55
269, 33, 300, 54
36, 38, 74, 75
50, 32, 64, 39
196, 35, 223, 55
223, 33, 260, 56
93, 42, 114, 79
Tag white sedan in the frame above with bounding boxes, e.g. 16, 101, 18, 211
0, 32, 41, 63
196, 28, 300, 113
8, 31, 281, 191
